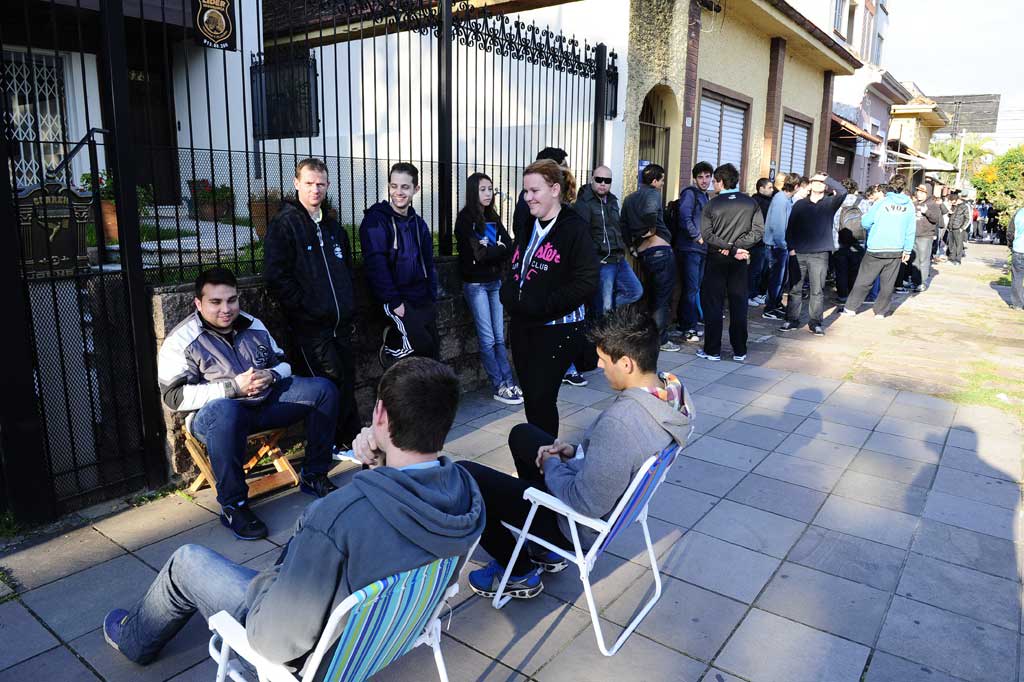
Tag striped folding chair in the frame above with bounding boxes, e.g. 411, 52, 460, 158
493, 435, 689, 657
207, 539, 479, 682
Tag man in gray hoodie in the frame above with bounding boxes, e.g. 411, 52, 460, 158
460, 305, 694, 599
103, 357, 485, 670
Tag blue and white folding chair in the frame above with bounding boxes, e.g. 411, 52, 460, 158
207, 539, 479, 682
493, 431, 691, 656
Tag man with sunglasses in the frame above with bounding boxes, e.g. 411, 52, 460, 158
573, 166, 643, 316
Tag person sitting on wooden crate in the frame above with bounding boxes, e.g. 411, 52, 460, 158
158, 266, 340, 540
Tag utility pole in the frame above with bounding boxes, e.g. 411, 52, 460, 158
955, 128, 966, 188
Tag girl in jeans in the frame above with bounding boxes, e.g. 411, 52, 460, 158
456, 172, 522, 404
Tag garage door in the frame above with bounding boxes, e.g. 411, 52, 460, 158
696, 95, 747, 178
779, 118, 811, 176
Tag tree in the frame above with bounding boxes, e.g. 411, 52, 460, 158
928, 134, 993, 186
972, 145, 1024, 217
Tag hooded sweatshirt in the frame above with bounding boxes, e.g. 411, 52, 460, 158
244, 457, 484, 665
359, 200, 437, 309
860, 192, 916, 256
542, 372, 695, 547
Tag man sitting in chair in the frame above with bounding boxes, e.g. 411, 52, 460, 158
460, 305, 694, 599
104, 357, 485, 669
157, 267, 339, 540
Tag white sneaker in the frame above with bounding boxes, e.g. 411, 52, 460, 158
840, 309, 856, 317
755, 294, 767, 305
510, 384, 524, 398
494, 386, 524, 405
747, 297, 760, 307
660, 341, 682, 352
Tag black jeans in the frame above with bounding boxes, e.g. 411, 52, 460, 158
638, 246, 676, 343
832, 246, 863, 299
785, 252, 829, 326
458, 424, 572, 574
294, 328, 363, 446
383, 301, 440, 361
701, 252, 749, 357
510, 320, 585, 436
948, 229, 966, 263
845, 252, 902, 316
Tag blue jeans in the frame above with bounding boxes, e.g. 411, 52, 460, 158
765, 246, 789, 310
593, 259, 644, 315
747, 243, 768, 298
118, 544, 257, 664
191, 376, 338, 508
638, 246, 676, 343
676, 250, 706, 331
463, 280, 516, 390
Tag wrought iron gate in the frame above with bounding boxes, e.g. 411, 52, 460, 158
1, 0, 617, 521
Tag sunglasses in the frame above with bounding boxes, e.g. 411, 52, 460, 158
594, 176, 612, 184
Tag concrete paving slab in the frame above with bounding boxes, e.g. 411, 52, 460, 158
677, 365, 731, 384
466, 410, 528, 436
875, 415, 950, 444
848, 449, 938, 487
452, 399, 505, 425
667, 456, 746, 497
70, 612, 208, 682
444, 425, 508, 458
756, 561, 890, 645
877, 596, 1017, 682
0, 525, 124, 592
833, 469, 930, 515
892, 391, 959, 412
694, 499, 806, 558
774, 433, 860, 468
932, 466, 1021, 510
715, 609, 870, 682
134, 519, 277, 571
0, 645, 96, 682
813, 495, 919, 549
923, 490, 1018, 542
795, 418, 872, 448
911, 518, 1020, 581
558, 385, 612, 406
19, 554, 155, 641
862, 431, 943, 464
787, 525, 907, 591
734, 365, 791, 380
541, 551, 646, 613
648, 483, 718, 528
704, 669, 745, 682
559, 406, 602, 429
93, 496, 217, 552
474, 446, 519, 475
690, 396, 746, 419
658, 531, 780, 603
753, 452, 845, 493
715, 372, 783, 393
242, 548, 282, 572
683, 436, 769, 472
707, 419, 789, 451
940, 446, 1023, 482
165, 659, 219, 681
690, 413, 725, 435
535, 616, 707, 681
886, 402, 957, 428
820, 391, 891, 417
864, 651, 968, 682
603, 517, 685, 568
0, 600, 59, 671
832, 381, 898, 404
603, 574, 746, 661
446, 593, 591, 676
370, 634, 526, 681
750, 393, 819, 416
253, 488, 315, 546
0, 582, 10, 600
951, 404, 1020, 435
732, 405, 807, 432
897, 552, 1019, 630
947, 428, 1023, 458
774, 373, 843, 395
725, 473, 827, 522
808, 404, 882, 430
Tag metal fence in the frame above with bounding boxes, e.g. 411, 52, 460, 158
0, 0, 615, 519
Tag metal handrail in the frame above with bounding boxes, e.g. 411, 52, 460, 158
47, 127, 109, 178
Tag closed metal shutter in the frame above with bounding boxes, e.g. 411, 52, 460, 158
696, 94, 747, 178
779, 118, 810, 176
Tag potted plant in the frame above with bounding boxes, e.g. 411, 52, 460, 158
248, 188, 282, 239
192, 180, 234, 221
79, 171, 153, 243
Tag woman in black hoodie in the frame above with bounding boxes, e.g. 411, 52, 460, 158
500, 160, 599, 435
456, 172, 522, 405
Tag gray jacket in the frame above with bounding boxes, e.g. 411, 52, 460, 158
244, 457, 485, 664
157, 311, 292, 412
542, 383, 695, 547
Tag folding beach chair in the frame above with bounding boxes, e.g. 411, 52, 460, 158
207, 539, 479, 682
493, 434, 690, 657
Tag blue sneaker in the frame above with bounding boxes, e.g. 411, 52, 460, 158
103, 609, 129, 654
528, 545, 568, 573
468, 560, 543, 599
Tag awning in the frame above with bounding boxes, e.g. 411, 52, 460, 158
830, 114, 883, 144
886, 149, 957, 172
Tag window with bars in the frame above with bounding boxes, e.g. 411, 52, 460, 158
778, 118, 810, 177
250, 51, 320, 141
2, 50, 68, 188
696, 94, 746, 179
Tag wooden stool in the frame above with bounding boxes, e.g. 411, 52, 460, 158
183, 427, 300, 499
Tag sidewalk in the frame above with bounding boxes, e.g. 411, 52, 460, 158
1, 243, 1021, 682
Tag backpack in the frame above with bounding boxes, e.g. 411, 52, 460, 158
839, 203, 865, 242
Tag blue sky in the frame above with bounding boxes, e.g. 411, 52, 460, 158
883, 0, 1024, 97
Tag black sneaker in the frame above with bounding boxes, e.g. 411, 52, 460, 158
809, 324, 825, 336
562, 372, 588, 387
779, 320, 800, 332
762, 308, 785, 321
221, 502, 268, 541
300, 473, 338, 499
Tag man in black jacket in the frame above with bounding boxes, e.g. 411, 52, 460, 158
264, 158, 361, 448
697, 164, 764, 361
780, 172, 847, 336
909, 183, 942, 290
946, 190, 970, 265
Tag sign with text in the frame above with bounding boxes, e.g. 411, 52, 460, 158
193, 0, 236, 51
17, 183, 92, 279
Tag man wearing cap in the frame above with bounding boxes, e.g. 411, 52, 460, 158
911, 183, 942, 291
